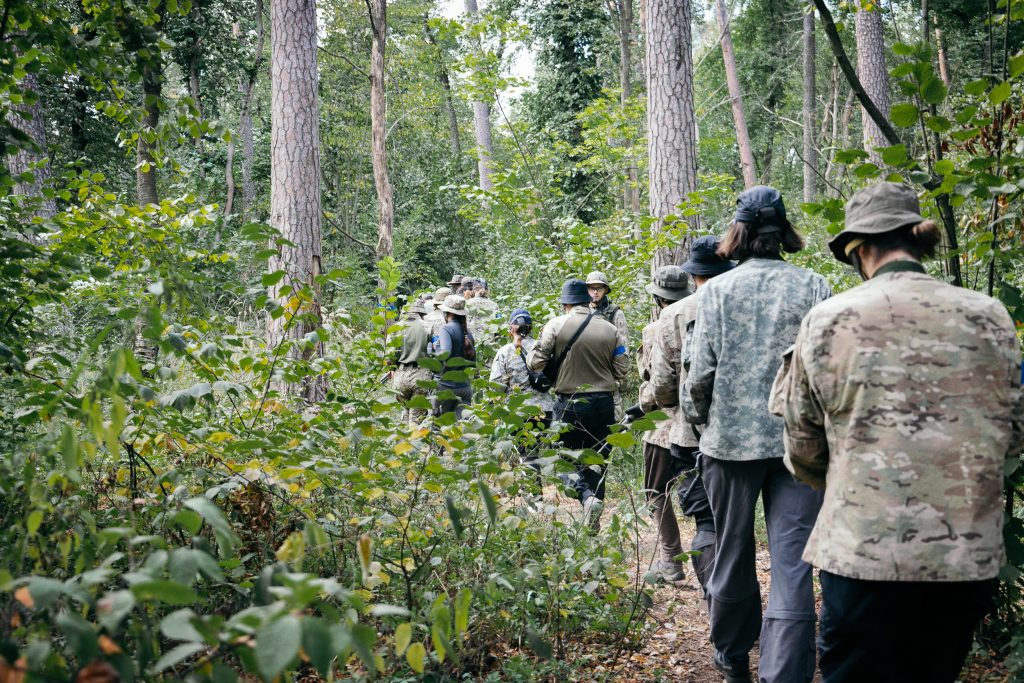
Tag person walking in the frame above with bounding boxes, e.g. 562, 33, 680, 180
681, 186, 831, 683
392, 299, 432, 425
528, 279, 629, 528
636, 265, 692, 582
425, 286, 452, 355
586, 271, 629, 418
466, 279, 501, 342
490, 308, 554, 490
772, 182, 1024, 683
648, 235, 734, 593
432, 294, 476, 418
460, 276, 476, 299
447, 274, 464, 294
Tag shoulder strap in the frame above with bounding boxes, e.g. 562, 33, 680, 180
554, 312, 595, 370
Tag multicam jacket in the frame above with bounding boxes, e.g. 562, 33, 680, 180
649, 294, 700, 448
489, 337, 555, 413
423, 308, 446, 355
681, 257, 831, 460
465, 296, 502, 342
638, 320, 676, 448
771, 261, 1024, 582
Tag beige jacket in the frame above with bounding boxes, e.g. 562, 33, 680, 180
648, 295, 700, 448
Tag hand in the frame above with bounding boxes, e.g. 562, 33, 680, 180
511, 324, 522, 348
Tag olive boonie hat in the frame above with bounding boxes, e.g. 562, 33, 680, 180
645, 265, 691, 300
433, 286, 452, 304
585, 271, 611, 291
439, 294, 467, 316
735, 185, 791, 232
448, 274, 463, 286
828, 182, 926, 264
682, 235, 735, 276
559, 278, 591, 305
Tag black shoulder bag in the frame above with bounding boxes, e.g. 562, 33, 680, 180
518, 347, 552, 393
542, 312, 595, 388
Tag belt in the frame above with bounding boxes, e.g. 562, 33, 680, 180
398, 361, 421, 367
555, 391, 613, 400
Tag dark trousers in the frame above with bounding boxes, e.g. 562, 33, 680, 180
702, 456, 823, 683
669, 445, 715, 535
553, 393, 614, 503
819, 571, 994, 683
432, 383, 472, 418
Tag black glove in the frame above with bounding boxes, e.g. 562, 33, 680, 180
624, 404, 645, 423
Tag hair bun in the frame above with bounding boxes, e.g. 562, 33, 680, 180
910, 220, 941, 254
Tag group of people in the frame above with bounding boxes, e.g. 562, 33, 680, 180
392, 181, 1024, 683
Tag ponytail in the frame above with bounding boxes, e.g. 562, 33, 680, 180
456, 315, 476, 361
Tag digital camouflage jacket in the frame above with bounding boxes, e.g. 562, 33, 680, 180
771, 261, 1024, 581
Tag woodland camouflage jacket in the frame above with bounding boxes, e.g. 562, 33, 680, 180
638, 320, 676, 448
681, 258, 831, 460
771, 261, 1024, 581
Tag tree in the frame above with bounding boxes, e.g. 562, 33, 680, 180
713, 0, 756, 188
7, 72, 56, 220
368, 0, 394, 260
646, 0, 697, 270
239, 0, 267, 219
802, 1, 817, 201
609, 0, 640, 212
854, 3, 889, 165
464, 0, 494, 191
268, 0, 326, 401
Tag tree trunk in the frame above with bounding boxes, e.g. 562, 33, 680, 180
136, 62, 161, 206
646, 0, 697, 271
610, 0, 641, 213
933, 16, 951, 87
464, 0, 494, 191
368, 0, 394, 260
713, 0, 756, 188
268, 0, 326, 402
424, 18, 462, 160
802, 1, 817, 202
238, 0, 266, 219
7, 72, 57, 220
854, 5, 889, 164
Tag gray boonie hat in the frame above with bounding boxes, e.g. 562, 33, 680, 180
828, 182, 925, 264
448, 274, 463, 286
433, 286, 452, 304
408, 300, 428, 315
559, 278, 591, 305
461, 276, 474, 289
585, 271, 611, 290
439, 294, 467, 316
645, 265, 691, 300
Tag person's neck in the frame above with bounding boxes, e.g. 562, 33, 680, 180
864, 249, 918, 279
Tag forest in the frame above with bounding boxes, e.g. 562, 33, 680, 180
0, 0, 1022, 680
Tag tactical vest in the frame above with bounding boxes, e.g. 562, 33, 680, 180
596, 301, 620, 325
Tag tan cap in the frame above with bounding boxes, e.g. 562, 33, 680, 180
433, 286, 452, 305
585, 270, 611, 290
439, 294, 467, 316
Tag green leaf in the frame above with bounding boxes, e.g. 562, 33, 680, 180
26, 577, 64, 609
131, 580, 200, 606
160, 609, 206, 643
525, 629, 552, 660
1010, 53, 1024, 78
924, 114, 951, 133
454, 589, 471, 638
26, 510, 43, 536
477, 479, 497, 523
964, 78, 989, 96
350, 623, 377, 675
256, 615, 301, 681
394, 623, 412, 656
57, 612, 97, 662
605, 432, 636, 448
890, 103, 919, 127
920, 76, 947, 104
183, 497, 239, 555
935, 159, 955, 175
61, 425, 79, 470
152, 642, 205, 673
444, 495, 464, 539
879, 145, 908, 166
853, 162, 881, 178
261, 270, 287, 287
406, 641, 426, 673
302, 617, 334, 679
990, 80, 1011, 104
97, 590, 136, 632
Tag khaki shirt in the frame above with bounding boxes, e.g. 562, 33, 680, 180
527, 306, 629, 395
396, 315, 429, 365
649, 294, 700, 448
772, 262, 1024, 582
639, 320, 676, 448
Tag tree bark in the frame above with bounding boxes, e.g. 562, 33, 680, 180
464, 0, 494, 191
854, 5, 889, 164
136, 63, 161, 206
933, 16, 951, 87
609, 0, 641, 213
714, 0, 756, 188
424, 18, 462, 160
269, 0, 326, 401
802, 1, 817, 202
645, 0, 697, 271
368, 0, 394, 260
238, 0, 266, 219
7, 72, 57, 220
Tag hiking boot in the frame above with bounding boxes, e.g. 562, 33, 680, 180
713, 650, 752, 683
655, 560, 686, 582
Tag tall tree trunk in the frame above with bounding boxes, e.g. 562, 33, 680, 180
854, 5, 889, 165
236, 0, 266, 219
136, 63, 161, 206
369, 0, 394, 260
8, 72, 57, 220
464, 0, 493, 191
802, 1, 817, 202
646, 0, 697, 270
424, 18, 462, 160
611, 0, 641, 213
268, 0, 326, 402
714, 0, 756, 188
933, 16, 951, 87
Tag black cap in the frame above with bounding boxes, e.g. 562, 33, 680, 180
558, 278, 591, 305
681, 236, 735, 277
734, 186, 790, 232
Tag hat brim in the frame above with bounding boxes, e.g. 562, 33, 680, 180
439, 305, 466, 315
680, 260, 734, 277
829, 210, 926, 264
645, 282, 691, 300
559, 295, 591, 305
585, 280, 611, 291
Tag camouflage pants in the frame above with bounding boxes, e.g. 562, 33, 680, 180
392, 364, 432, 425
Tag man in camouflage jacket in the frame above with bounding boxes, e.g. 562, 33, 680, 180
772, 182, 1024, 682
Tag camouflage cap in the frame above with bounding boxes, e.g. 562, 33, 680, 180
645, 265, 691, 301
828, 182, 925, 264
448, 274, 463, 286
461, 276, 474, 288
408, 300, 428, 315
586, 271, 611, 291
433, 286, 452, 304
439, 294, 467, 316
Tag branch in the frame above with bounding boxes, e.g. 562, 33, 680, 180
323, 212, 375, 253
812, 0, 901, 147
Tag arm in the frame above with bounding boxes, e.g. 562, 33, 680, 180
613, 308, 630, 354
612, 340, 630, 381
488, 348, 507, 387
650, 312, 682, 407
526, 319, 558, 371
777, 328, 829, 489
638, 325, 658, 412
680, 289, 718, 424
